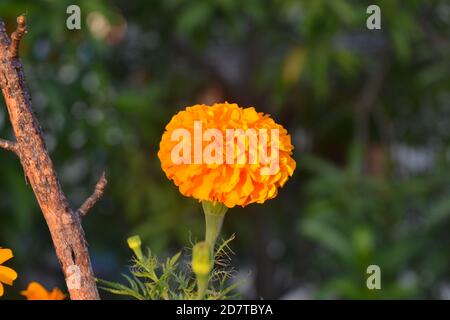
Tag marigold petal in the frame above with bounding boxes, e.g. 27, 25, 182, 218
21, 282, 50, 300
0, 266, 18, 286
0, 248, 13, 264
49, 288, 66, 300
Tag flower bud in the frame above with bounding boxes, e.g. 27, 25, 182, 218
127, 235, 143, 260
192, 241, 213, 276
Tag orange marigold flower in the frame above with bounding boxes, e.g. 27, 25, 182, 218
21, 282, 66, 300
158, 102, 296, 207
0, 247, 18, 297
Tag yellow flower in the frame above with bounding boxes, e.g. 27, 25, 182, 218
21, 282, 66, 300
0, 247, 18, 297
158, 102, 296, 207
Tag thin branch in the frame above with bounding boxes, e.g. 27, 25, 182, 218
9, 15, 27, 58
1, 15, 100, 299
0, 138, 18, 154
77, 171, 108, 217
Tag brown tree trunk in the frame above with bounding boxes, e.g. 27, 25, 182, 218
0, 16, 105, 300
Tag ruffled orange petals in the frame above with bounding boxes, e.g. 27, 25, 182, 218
158, 102, 296, 208
21, 282, 66, 300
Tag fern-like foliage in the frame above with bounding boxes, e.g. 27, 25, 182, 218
98, 235, 240, 300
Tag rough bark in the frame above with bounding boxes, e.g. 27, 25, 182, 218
0, 16, 105, 300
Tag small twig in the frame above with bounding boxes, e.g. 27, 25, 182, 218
0, 138, 18, 154
9, 15, 27, 58
77, 171, 108, 217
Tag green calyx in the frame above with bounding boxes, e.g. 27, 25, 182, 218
202, 201, 228, 249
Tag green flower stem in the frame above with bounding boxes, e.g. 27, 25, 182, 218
196, 274, 208, 300
202, 201, 228, 250
193, 201, 228, 299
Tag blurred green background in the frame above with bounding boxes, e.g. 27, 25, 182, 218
0, 0, 449, 299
